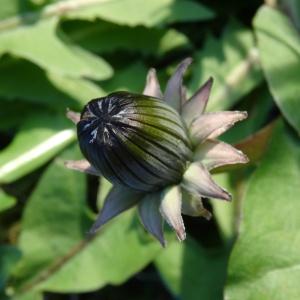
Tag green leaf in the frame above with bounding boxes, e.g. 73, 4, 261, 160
68, 0, 214, 26
225, 120, 300, 299
102, 62, 148, 93
0, 0, 20, 20
0, 246, 21, 291
0, 18, 112, 80
254, 6, 300, 134
0, 58, 105, 110
11, 147, 160, 296
189, 22, 263, 111
211, 173, 235, 240
0, 190, 16, 212
281, 0, 300, 31
220, 87, 275, 144
155, 238, 229, 299
0, 114, 75, 183
11, 291, 43, 300
67, 20, 191, 56
11, 147, 87, 289
0, 100, 37, 130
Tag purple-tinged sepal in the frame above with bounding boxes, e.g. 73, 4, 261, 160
138, 193, 165, 247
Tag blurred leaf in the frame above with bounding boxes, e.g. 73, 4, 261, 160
235, 121, 275, 165
0, 246, 21, 291
102, 62, 148, 93
47, 71, 106, 107
190, 22, 263, 111
211, 173, 235, 240
220, 87, 274, 144
155, 238, 229, 300
254, 6, 300, 134
11, 146, 87, 289
11, 291, 43, 300
0, 0, 20, 20
30, 211, 160, 293
0, 190, 16, 212
280, 0, 300, 31
0, 18, 112, 80
11, 147, 160, 296
67, 20, 191, 56
225, 120, 300, 299
0, 101, 39, 130
0, 114, 75, 183
97, 177, 113, 208
68, 0, 214, 26
0, 58, 105, 110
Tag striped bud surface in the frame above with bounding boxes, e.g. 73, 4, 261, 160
77, 92, 192, 192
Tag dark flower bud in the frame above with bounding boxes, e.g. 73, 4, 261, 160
66, 58, 249, 245
77, 91, 192, 192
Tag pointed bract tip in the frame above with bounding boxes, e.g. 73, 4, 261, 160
146, 68, 157, 80
159, 238, 167, 248
148, 67, 156, 74
176, 227, 186, 242
178, 57, 193, 72
87, 228, 97, 237
182, 57, 193, 65
203, 210, 212, 220
206, 76, 214, 87
64, 160, 75, 169
88, 217, 105, 235
143, 68, 163, 99
240, 111, 248, 119
222, 190, 232, 201
66, 108, 80, 124
64, 159, 101, 176
239, 151, 250, 164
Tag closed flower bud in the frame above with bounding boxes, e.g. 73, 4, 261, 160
66, 58, 249, 246
77, 91, 192, 192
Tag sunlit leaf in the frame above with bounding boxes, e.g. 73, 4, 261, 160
0, 190, 16, 212
0, 18, 112, 79
101, 62, 148, 93
10, 147, 160, 296
0, 58, 105, 110
67, 20, 191, 56
0, 114, 75, 183
254, 6, 300, 134
68, 0, 214, 26
226, 121, 300, 299
189, 22, 263, 111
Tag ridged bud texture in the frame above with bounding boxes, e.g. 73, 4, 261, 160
77, 92, 192, 191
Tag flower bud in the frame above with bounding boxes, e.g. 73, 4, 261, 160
77, 92, 192, 192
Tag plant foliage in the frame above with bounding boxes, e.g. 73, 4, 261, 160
0, 0, 299, 299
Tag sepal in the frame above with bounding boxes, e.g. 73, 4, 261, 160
190, 111, 248, 144
181, 188, 212, 219
143, 68, 163, 99
182, 162, 231, 201
138, 193, 165, 247
159, 185, 185, 241
164, 57, 192, 112
194, 139, 249, 170
64, 159, 101, 176
181, 77, 213, 126
89, 185, 144, 234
